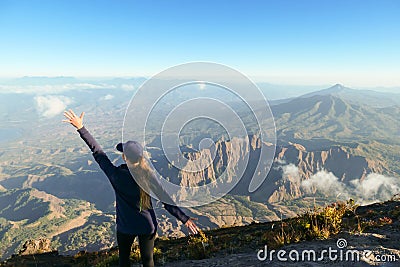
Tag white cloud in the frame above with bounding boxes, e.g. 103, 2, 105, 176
301, 170, 348, 198
101, 94, 114, 100
300, 169, 400, 204
350, 173, 400, 204
34, 95, 72, 118
281, 164, 300, 184
121, 84, 135, 90
0, 83, 114, 94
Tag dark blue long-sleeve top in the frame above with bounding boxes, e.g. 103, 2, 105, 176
77, 126, 189, 235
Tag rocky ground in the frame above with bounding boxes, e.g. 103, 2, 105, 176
2, 199, 399, 267
157, 230, 400, 267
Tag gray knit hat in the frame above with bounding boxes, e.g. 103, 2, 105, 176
116, 141, 143, 162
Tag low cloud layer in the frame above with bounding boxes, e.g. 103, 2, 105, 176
281, 163, 301, 185
300, 168, 400, 204
301, 170, 349, 199
350, 173, 400, 204
0, 83, 137, 94
34, 95, 72, 118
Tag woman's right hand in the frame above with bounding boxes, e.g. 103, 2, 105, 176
63, 109, 85, 130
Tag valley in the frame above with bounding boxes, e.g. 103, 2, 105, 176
0, 83, 399, 260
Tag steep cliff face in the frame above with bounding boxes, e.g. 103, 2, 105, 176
150, 135, 266, 201
275, 143, 385, 181
264, 144, 387, 203
150, 135, 389, 204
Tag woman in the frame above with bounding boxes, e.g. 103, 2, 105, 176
63, 110, 199, 267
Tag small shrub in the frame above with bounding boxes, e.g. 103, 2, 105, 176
187, 230, 212, 259
270, 199, 358, 247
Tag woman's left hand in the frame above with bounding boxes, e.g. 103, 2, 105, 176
185, 217, 199, 235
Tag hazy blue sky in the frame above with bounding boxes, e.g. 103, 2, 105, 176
0, 0, 399, 87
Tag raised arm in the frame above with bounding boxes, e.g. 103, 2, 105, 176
63, 110, 117, 179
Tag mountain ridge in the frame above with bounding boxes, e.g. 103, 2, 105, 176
272, 93, 400, 142
0, 84, 399, 260
298, 84, 400, 108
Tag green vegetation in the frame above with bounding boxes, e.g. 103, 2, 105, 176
230, 195, 276, 218
265, 200, 355, 247
69, 197, 400, 266
187, 230, 212, 259
274, 95, 400, 149
1, 89, 399, 264
0, 188, 100, 260
56, 215, 115, 253
348, 141, 400, 175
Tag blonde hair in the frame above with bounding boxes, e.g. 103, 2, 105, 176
129, 156, 153, 211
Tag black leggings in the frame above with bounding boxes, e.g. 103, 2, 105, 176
117, 231, 156, 267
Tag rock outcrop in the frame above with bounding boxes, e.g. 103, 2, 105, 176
150, 135, 389, 204
18, 238, 52, 255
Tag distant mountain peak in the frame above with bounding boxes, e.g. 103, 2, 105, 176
331, 83, 345, 90
296, 84, 400, 108
324, 83, 350, 94
299, 84, 352, 99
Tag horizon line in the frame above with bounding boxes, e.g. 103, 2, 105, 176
0, 76, 400, 90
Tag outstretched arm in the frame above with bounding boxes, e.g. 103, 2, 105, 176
63, 110, 117, 180
146, 172, 199, 235
163, 202, 199, 234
